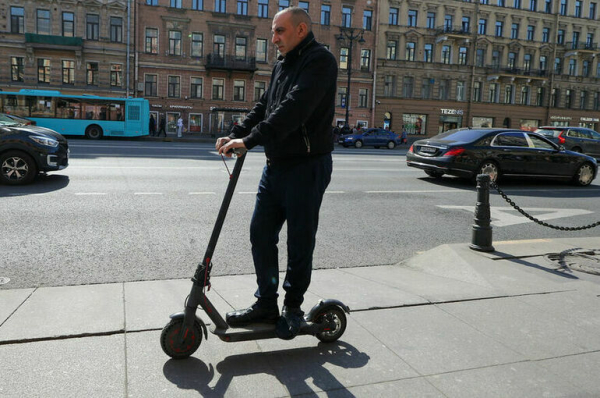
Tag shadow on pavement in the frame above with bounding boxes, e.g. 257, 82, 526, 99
162, 341, 369, 397
0, 174, 69, 197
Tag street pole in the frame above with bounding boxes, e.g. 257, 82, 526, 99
345, 38, 352, 126
336, 27, 365, 128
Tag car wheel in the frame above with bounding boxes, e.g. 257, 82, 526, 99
571, 147, 582, 153
478, 161, 499, 183
425, 170, 444, 179
0, 150, 38, 185
387, 141, 396, 149
573, 163, 595, 186
85, 125, 103, 140
355, 140, 363, 148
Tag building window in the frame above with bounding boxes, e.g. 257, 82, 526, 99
560, 0, 567, 15
62, 12, 75, 37
191, 77, 203, 98
110, 17, 123, 43
492, 50, 500, 68
527, 25, 534, 41
505, 84, 514, 104
489, 83, 499, 103
575, 0, 582, 17
321, 5, 330, 25
233, 80, 245, 101
405, 42, 415, 61
511, 23, 519, 39
555, 57, 563, 74
192, 0, 204, 10
569, 59, 577, 75
384, 75, 395, 96
37, 9, 51, 35
11, 7, 25, 34
594, 92, 600, 110
171, 0, 182, 7
580, 90, 588, 109
363, 10, 372, 31
11, 57, 24, 82
514, 0, 522, 7
530, 0, 537, 11
168, 76, 181, 98
389, 8, 399, 25
422, 78, 432, 99
387, 41, 397, 60
521, 86, 530, 104
456, 81, 465, 101
473, 81, 482, 102
565, 89, 573, 108
586, 33, 594, 47
479, 18, 487, 35
235, 37, 247, 60
583, 60, 590, 77
337, 87, 347, 107
169, 31, 182, 56
299, 1, 309, 12
408, 10, 418, 27
462, 16, 470, 33
358, 89, 368, 107
439, 79, 450, 100
215, 0, 226, 13
495, 21, 503, 37
442, 45, 451, 64
258, 0, 269, 17
111, 64, 122, 87
444, 15, 453, 31
540, 55, 548, 71
340, 47, 348, 69
551, 88, 559, 107
572, 31, 580, 48
508, 52, 517, 69
360, 49, 371, 70
214, 35, 225, 57
590, 2, 597, 18
427, 12, 436, 29
545, 0, 552, 13
147, 0, 158, 5
524, 54, 532, 71
424, 44, 433, 62
476, 48, 484, 67
145, 74, 158, 96
87, 15, 99, 40
237, 0, 248, 15
86, 62, 99, 85
458, 47, 468, 65
254, 81, 266, 101
342, 6, 352, 28
256, 39, 268, 62
146, 28, 159, 54
542, 27, 550, 42
278, 0, 289, 11
212, 78, 224, 100
191, 33, 203, 57
38, 59, 51, 83
403, 77, 414, 98
536, 87, 545, 106
557, 29, 565, 44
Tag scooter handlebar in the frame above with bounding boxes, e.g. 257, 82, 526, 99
227, 147, 247, 156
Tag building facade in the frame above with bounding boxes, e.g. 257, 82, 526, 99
376, 0, 600, 137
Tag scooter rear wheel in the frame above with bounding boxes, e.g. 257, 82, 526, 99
160, 318, 203, 359
315, 307, 347, 343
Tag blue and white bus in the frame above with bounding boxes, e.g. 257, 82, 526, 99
0, 89, 150, 139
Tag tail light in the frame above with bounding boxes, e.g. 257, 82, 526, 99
558, 131, 566, 144
408, 144, 414, 154
444, 147, 465, 157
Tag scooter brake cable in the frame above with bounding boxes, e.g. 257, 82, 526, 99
220, 154, 232, 179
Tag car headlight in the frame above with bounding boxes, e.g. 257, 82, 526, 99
31, 136, 59, 147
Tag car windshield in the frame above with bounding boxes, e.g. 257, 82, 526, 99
535, 128, 560, 136
432, 129, 488, 143
0, 120, 20, 127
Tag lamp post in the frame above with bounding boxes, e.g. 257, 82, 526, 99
336, 27, 365, 128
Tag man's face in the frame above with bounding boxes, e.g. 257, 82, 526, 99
271, 12, 304, 56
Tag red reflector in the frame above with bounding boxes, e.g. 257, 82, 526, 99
408, 145, 414, 153
558, 132, 566, 144
444, 147, 465, 156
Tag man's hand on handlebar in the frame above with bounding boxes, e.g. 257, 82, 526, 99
216, 137, 247, 157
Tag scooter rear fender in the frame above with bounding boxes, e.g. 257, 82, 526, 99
305, 299, 350, 323
169, 312, 209, 341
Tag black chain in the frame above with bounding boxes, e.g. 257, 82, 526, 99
490, 181, 600, 231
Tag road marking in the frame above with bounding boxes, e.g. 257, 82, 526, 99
366, 189, 459, 193
438, 205, 594, 227
326, 191, 346, 194
189, 192, 216, 195
75, 192, 107, 196
134, 192, 163, 195
238, 192, 257, 194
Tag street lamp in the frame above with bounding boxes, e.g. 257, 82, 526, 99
336, 27, 365, 129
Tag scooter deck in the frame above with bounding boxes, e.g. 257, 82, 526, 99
210, 320, 324, 343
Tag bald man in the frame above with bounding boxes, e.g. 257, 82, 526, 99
216, 7, 338, 339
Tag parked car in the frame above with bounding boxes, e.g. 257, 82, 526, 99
338, 128, 401, 149
0, 119, 69, 185
534, 126, 600, 158
0, 112, 36, 125
406, 128, 597, 186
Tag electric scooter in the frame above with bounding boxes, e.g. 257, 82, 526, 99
161, 149, 350, 359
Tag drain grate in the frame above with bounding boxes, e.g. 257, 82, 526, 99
0, 277, 10, 285
546, 248, 600, 276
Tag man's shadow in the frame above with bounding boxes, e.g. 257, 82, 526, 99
163, 341, 370, 397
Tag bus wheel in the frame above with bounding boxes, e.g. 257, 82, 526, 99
85, 125, 103, 140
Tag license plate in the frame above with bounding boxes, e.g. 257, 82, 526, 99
420, 146, 437, 154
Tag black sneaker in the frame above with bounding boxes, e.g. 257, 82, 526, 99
275, 306, 304, 340
226, 302, 279, 327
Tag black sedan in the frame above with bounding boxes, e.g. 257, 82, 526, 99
406, 128, 597, 186
0, 120, 69, 185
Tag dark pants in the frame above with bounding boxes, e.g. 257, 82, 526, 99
251, 153, 332, 309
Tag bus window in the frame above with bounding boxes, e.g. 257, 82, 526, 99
29, 96, 55, 118
109, 103, 124, 121
57, 99, 81, 119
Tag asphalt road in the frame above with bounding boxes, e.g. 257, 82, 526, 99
2, 139, 599, 289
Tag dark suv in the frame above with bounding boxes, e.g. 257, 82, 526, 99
535, 126, 600, 158
0, 116, 69, 185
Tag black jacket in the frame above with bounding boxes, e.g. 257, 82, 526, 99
229, 32, 337, 160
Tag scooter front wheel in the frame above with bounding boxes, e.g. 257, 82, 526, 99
315, 307, 347, 343
161, 318, 203, 359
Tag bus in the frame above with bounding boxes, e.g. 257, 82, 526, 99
0, 89, 150, 139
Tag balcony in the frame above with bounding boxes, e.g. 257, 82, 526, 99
205, 54, 257, 72
25, 33, 83, 50
565, 41, 600, 57
435, 25, 471, 43
486, 65, 549, 81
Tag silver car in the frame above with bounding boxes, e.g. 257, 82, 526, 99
535, 126, 600, 158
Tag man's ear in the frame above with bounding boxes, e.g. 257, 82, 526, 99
297, 22, 308, 38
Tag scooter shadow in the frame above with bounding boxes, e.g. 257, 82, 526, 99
162, 341, 370, 397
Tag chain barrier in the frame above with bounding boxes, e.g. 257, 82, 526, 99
489, 181, 600, 231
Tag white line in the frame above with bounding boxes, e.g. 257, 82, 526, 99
365, 189, 460, 193
74, 192, 107, 196
189, 192, 216, 195
134, 192, 163, 195
238, 192, 257, 194
326, 191, 346, 194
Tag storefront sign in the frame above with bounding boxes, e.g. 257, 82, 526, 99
151, 104, 163, 108
550, 116, 571, 121
170, 105, 193, 109
580, 117, 600, 122
440, 108, 464, 115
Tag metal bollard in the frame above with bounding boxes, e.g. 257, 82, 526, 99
469, 174, 495, 252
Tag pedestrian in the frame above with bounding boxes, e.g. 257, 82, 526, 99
216, 6, 337, 340
157, 115, 167, 137
400, 129, 407, 144
149, 114, 156, 137
177, 116, 184, 138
